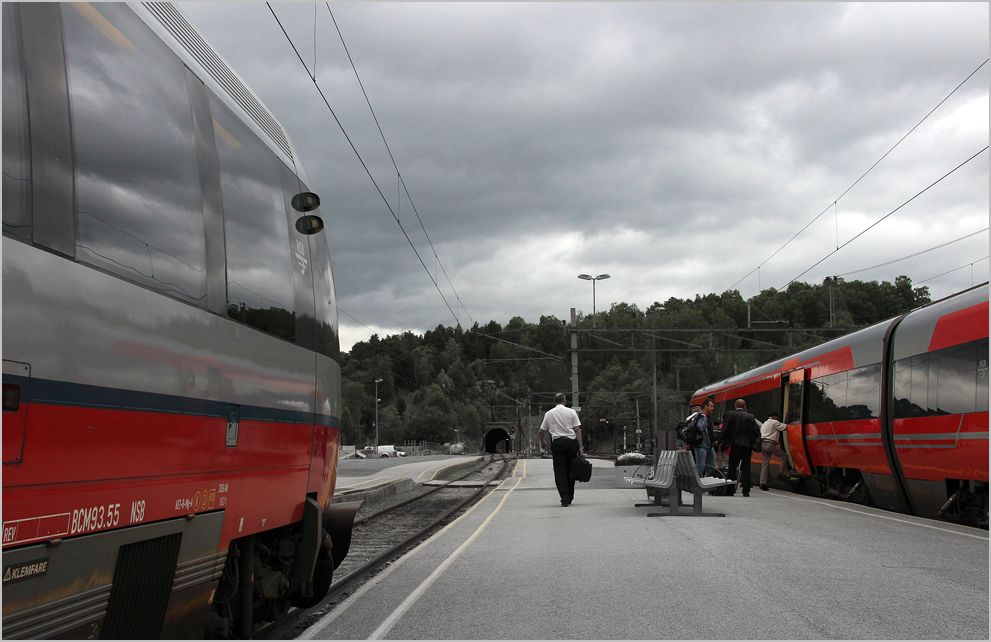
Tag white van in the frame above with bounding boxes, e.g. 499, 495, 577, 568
363, 445, 406, 458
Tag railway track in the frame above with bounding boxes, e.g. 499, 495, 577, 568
256, 454, 512, 639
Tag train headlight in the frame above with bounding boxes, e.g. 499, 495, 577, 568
295, 214, 324, 235
292, 192, 324, 235
292, 191, 321, 212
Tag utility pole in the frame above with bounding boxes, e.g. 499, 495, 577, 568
828, 276, 835, 328
570, 307, 579, 410
635, 398, 641, 450
650, 333, 657, 456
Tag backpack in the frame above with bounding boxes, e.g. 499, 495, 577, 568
677, 415, 702, 447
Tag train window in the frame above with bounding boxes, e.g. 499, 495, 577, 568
62, 3, 207, 304
809, 372, 844, 423
894, 354, 932, 418
742, 388, 777, 421
910, 353, 934, 416
935, 340, 984, 415
806, 365, 880, 423
894, 338, 988, 418
808, 380, 830, 422
210, 95, 295, 341
893, 358, 912, 418
714, 401, 726, 421
2, 4, 32, 242
785, 381, 803, 424
845, 363, 880, 420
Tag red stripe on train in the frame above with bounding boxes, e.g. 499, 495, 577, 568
2, 402, 339, 551
929, 301, 989, 352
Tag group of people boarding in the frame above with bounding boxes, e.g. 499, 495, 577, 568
534, 392, 796, 508
682, 398, 793, 496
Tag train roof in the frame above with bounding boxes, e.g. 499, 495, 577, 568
692, 283, 989, 400
134, 3, 308, 183
892, 282, 989, 361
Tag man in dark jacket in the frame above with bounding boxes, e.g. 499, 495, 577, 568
721, 398, 760, 497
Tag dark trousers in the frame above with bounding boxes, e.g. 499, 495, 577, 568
551, 437, 579, 503
728, 444, 754, 495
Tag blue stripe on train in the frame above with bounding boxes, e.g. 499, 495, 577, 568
1, 374, 339, 428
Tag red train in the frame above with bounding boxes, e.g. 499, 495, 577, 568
692, 284, 988, 527
2, 3, 358, 637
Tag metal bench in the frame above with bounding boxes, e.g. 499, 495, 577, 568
646, 451, 735, 517
638, 451, 687, 509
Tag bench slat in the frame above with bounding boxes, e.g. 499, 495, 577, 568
644, 450, 678, 489
643, 450, 732, 517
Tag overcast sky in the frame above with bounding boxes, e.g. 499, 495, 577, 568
180, 2, 989, 351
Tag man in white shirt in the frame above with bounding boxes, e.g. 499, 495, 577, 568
758, 411, 793, 490
538, 393, 584, 507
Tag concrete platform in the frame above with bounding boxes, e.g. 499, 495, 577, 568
306, 456, 988, 640
333, 456, 485, 504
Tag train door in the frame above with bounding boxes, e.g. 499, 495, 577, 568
781, 369, 813, 475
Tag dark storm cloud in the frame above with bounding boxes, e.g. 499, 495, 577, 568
179, 2, 989, 348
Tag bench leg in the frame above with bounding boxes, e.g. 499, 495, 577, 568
635, 489, 664, 507
647, 489, 726, 517
636, 488, 686, 507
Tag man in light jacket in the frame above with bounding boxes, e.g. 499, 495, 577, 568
758, 411, 793, 490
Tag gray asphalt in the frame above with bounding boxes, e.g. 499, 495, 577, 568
307, 457, 988, 640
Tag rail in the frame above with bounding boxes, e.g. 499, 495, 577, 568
257, 453, 510, 639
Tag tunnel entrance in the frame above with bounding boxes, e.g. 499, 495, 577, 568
484, 426, 513, 454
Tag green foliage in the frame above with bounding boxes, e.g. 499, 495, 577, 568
338, 277, 932, 447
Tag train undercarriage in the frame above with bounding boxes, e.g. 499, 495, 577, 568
938, 480, 989, 529
207, 500, 361, 638
810, 466, 874, 506
789, 465, 988, 529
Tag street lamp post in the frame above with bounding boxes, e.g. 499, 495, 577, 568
374, 378, 383, 456
577, 273, 610, 327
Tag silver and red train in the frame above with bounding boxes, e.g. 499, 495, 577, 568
2, 3, 359, 637
692, 284, 988, 527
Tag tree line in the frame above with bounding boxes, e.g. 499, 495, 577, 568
339, 276, 930, 451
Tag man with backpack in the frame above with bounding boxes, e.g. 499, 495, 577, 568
677, 405, 702, 451
721, 398, 761, 497
679, 398, 716, 476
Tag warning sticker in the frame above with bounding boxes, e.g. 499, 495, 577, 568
3, 557, 50, 585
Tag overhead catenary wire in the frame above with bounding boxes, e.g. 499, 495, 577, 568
325, 5, 558, 357
917, 256, 990, 285
725, 58, 989, 294
778, 145, 989, 290
266, 3, 461, 326
338, 307, 378, 334
834, 227, 989, 278
470, 331, 563, 361
325, 4, 475, 326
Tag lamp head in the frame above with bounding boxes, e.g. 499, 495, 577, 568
292, 191, 324, 235
577, 274, 592, 280
595, 274, 611, 280
292, 191, 321, 212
